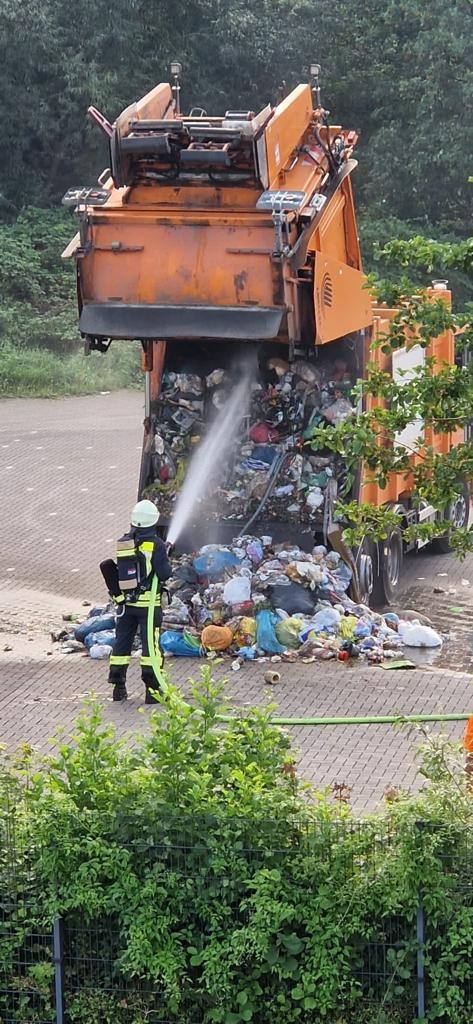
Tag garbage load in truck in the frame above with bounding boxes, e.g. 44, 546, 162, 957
63, 63, 466, 606
140, 340, 356, 539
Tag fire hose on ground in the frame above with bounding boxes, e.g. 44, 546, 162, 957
217, 712, 472, 726
216, 711, 473, 777
147, 573, 169, 694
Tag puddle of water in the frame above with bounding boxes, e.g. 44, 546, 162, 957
394, 585, 473, 672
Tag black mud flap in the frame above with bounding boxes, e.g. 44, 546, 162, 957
80, 303, 285, 341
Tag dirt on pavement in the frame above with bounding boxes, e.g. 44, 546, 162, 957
0, 586, 87, 660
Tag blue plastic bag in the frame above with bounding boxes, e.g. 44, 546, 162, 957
161, 630, 202, 656
75, 614, 116, 642
256, 609, 285, 654
250, 445, 277, 465
236, 645, 257, 660
300, 607, 340, 640
358, 636, 377, 650
328, 563, 352, 594
87, 605, 108, 619
354, 619, 372, 639
84, 629, 116, 651
193, 549, 240, 579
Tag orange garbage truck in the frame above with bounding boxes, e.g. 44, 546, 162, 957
63, 65, 466, 605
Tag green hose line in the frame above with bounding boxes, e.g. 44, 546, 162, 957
218, 712, 472, 727
145, 578, 471, 724
147, 574, 168, 694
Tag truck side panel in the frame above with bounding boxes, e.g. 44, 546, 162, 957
360, 296, 461, 507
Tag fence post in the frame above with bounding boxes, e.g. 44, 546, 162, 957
53, 918, 64, 1024
416, 903, 425, 1019
415, 821, 426, 1020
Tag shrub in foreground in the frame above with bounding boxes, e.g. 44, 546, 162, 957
1, 668, 473, 1023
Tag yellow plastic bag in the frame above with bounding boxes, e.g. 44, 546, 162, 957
275, 617, 302, 649
340, 615, 358, 640
235, 616, 257, 646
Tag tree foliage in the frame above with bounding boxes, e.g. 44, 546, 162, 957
0, 207, 142, 392
0, 208, 78, 353
0, 0, 471, 235
1, 0, 472, 513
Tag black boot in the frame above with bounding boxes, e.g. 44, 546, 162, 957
142, 667, 161, 705
112, 683, 128, 702
145, 685, 160, 705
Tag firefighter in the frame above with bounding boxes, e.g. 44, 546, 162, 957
100, 499, 172, 703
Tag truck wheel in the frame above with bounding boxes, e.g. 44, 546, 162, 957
353, 522, 403, 608
352, 538, 375, 606
371, 529, 403, 606
431, 480, 470, 553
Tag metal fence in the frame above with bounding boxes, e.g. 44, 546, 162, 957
1, 814, 473, 1023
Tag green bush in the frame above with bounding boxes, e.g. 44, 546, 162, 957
0, 208, 78, 351
357, 212, 473, 309
1, 671, 473, 1023
0, 208, 143, 395
0, 208, 73, 305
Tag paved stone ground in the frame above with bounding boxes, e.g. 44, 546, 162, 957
1, 391, 473, 811
0, 390, 143, 598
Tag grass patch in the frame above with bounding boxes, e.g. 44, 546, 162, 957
0, 341, 143, 397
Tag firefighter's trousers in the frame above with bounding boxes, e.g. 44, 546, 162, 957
108, 605, 163, 690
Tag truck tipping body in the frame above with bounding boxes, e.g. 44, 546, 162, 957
63, 79, 372, 351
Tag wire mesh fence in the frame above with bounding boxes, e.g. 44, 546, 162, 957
1, 812, 473, 1023
0, 797, 56, 1023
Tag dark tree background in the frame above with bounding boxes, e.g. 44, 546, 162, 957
1, 0, 471, 228
0, 0, 471, 362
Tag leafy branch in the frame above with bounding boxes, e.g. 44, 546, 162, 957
313, 239, 473, 552
374, 235, 473, 276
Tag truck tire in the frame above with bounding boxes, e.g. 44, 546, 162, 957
371, 528, 403, 606
352, 506, 404, 607
431, 479, 470, 553
352, 538, 375, 606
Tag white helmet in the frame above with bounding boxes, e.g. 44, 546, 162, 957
131, 499, 160, 528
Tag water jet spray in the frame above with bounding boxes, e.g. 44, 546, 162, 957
166, 364, 254, 550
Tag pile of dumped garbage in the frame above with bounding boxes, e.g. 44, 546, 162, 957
159, 536, 443, 665
58, 536, 443, 665
54, 605, 118, 659
144, 352, 355, 527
